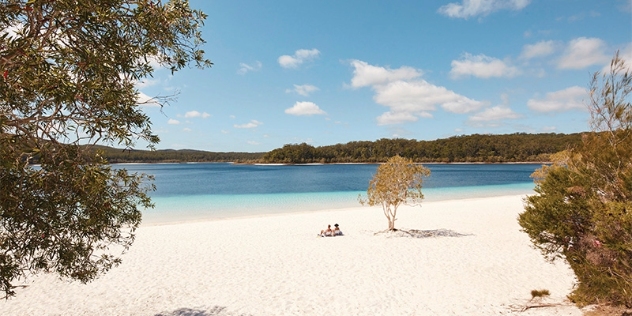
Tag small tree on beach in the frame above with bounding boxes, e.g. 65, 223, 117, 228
360, 155, 430, 231
518, 51, 632, 307
0, 0, 211, 298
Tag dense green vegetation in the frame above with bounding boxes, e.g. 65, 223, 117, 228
261, 133, 582, 164
94, 132, 582, 164
0, 0, 210, 298
93, 146, 264, 163
519, 53, 631, 307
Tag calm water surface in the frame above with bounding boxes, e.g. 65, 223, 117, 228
116, 163, 541, 224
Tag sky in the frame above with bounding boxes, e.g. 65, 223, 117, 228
137, 0, 632, 153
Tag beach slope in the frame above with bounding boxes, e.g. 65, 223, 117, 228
0, 195, 581, 315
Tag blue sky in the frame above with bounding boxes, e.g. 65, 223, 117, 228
137, 0, 632, 152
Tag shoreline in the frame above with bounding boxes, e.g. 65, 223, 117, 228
110, 161, 550, 166
142, 182, 537, 227
141, 192, 532, 227
0, 195, 583, 315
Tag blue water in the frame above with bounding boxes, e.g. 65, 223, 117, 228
116, 163, 541, 223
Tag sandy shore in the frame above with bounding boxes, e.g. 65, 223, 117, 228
0, 195, 582, 315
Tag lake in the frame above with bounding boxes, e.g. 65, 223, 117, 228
115, 163, 541, 224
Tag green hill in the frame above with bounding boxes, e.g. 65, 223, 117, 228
94, 132, 583, 164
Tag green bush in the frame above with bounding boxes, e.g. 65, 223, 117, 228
519, 52, 632, 308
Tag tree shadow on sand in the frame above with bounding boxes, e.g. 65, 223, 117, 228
375, 228, 472, 238
155, 306, 252, 316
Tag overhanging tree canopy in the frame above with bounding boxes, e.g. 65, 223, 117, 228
0, 0, 211, 298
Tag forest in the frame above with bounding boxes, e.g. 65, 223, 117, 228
261, 133, 582, 163
92, 145, 264, 163
96, 132, 583, 164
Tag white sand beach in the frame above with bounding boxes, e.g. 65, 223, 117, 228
0, 195, 583, 315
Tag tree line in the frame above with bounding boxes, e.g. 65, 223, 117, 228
92, 132, 582, 164
260, 133, 583, 164
93, 145, 264, 163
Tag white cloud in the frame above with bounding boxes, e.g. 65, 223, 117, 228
147, 55, 164, 70
520, 40, 558, 60
183, 128, 192, 132
167, 119, 180, 125
135, 78, 160, 88
374, 80, 485, 115
234, 120, 263, 129
285, 101, 327, 116
469, 106, 520, 122
438, 0, 531, 19
349, 60, 485, 125
349, 60, 421, 88
287, 84, 319, 96
140, 54, 165, 71
377, 112, 421, 125
557, 11, 601, 23
137, 92, 161, 107
527, 86, 587, 112
184, 111, 211, 118
184, 111, 200, 118
278, 49, 320, 68
557, 37, 609, 69
450, 53, 520, 79
237, 61, 262, 75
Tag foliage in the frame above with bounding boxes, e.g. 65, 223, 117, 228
84, 133, 580, 164
89, 145, 264, 163
530, 289, 550, 299
519, 52, 632, 307
0, 0, 210, 298
359, 156, 430, 231
92, 132, 581, 164
261, 133, 582, 164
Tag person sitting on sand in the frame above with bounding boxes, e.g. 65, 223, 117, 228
320, 224, 334, 237
333, 223, 342, 236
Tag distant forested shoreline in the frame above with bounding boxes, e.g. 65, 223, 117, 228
93, 146, 264, 163
96, 132, 583, 164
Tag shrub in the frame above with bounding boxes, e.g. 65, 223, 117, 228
519, 52, 632, 308
531, 289, 551, 299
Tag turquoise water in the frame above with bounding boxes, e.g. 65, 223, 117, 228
144, 183, 534, 223
116, 163, 540, 224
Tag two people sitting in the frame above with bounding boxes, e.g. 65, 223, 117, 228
319, 223, 342, 237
